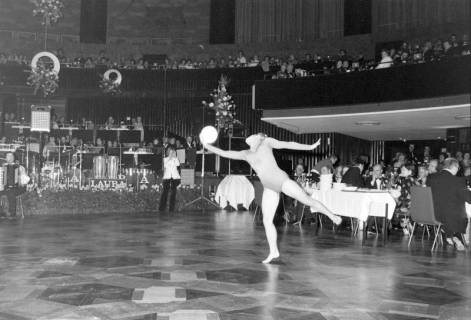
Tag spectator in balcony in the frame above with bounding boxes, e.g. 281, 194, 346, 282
0, 53, 7, 64
260, 56, 270, 72
237, 50, 247, 65
84, 57, 95, 69
423, 41, 434, 62
376, 49, 393, 69
218, 58, 227, 68
461, 34, 470, 55
303, 53, 312, 63
56, 48, 66, 62
286, 63, 295, 78
248, 55, 258, 67
136, 58, 145, 70
400, 50, 410, 64
287, 54, 297, 65
207, 58, 217, 69
433, 39, 444, 57
273, 63, 287, 79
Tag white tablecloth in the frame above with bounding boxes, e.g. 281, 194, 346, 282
215, 175, 254, 210
310, 189, 396, 222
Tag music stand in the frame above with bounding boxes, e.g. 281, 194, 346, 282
182, 148, 219, 212
182, 102, 218, 212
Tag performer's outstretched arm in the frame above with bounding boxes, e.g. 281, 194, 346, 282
266, 138, 321, 151
203, 143, 247, 160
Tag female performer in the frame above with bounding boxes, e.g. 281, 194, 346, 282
203, 133, 342, 263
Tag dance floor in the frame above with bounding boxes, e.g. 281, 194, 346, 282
0, 211, 470, 320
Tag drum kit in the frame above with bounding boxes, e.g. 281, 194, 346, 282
0, 140, 157, 190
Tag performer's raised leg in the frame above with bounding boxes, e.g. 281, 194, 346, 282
261, 188, 280, 264
281, 180, 342, 225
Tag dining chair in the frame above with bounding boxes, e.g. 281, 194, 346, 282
408, 186, 442, 251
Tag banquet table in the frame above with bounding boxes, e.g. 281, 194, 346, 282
215, 175, 254, 210
310, 189, 397, 244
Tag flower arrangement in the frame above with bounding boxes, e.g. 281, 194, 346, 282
99, 72, 122, 95
26, 63, 59, 97
20, 185, 210, 216
202, 75, 241, 132
32, 0, 64, 25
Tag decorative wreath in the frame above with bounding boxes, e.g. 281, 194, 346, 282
103, 69, 122, 85
31, 51, 60, 74
27, 51, 60, 97
99, 69, 122, 95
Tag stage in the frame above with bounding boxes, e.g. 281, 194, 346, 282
0, 210, 469, 320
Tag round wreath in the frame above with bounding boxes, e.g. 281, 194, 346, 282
103, 69, 122, 85
31, 51, 60, 74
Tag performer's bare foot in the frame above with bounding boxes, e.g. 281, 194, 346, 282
331, 215, 342, 225
262, 251, 280, 264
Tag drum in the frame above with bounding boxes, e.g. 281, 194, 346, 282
93, 156, 107, 179
107, 156, 119, 179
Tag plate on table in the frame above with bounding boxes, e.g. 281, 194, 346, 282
357, 188, 389, 193
342, 186, 358, 191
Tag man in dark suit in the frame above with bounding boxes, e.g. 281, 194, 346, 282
427, 158, 471, 251
342, 157, 367, 188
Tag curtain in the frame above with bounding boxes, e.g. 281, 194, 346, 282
372, 0, 471, 40
235, 0, 344, 43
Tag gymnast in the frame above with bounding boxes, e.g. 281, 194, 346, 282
202, 133, 342, 264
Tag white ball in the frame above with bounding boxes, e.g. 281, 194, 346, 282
199, 126, 218, 144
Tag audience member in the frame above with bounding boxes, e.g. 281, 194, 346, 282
427, 158, 471, 251
341, 157, 366, 188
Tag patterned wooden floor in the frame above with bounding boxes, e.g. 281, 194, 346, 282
0, 211, 469, 320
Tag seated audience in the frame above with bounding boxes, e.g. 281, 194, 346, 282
365, 164, 388, 189
416, 165, 428, 186
311, 154, 338, 183
341, 157, 366, 188
427, 158, 471, 251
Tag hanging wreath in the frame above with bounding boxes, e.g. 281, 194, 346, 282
27, 51, 60, 97
99, 69, 122, 95
202, 75, 241, 133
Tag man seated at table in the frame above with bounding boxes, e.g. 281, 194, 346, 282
342, 157, 366, 188
427, 158, 471, 251
365, 164, 389, 190
310, 154, 338, 183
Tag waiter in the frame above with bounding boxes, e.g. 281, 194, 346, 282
1, 152, 27, 218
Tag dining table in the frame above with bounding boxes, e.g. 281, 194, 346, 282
310, 188, 397, 245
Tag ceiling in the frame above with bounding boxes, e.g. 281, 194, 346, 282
261, 95, 471, 141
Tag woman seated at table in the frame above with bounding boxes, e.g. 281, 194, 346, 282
394, 163, 417, 234
416, 165, 429, 186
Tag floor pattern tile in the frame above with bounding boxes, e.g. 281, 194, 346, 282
0, 210, 469, 319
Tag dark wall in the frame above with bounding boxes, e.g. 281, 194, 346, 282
447, 127, 471, 154
333, 133, 371, 166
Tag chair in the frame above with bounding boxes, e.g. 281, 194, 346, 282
408, 186, 442, 250
252, 180, 264, 222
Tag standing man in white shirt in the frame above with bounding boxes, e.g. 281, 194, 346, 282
159, 148, 181, 212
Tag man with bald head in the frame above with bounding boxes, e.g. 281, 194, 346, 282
365, 163, 388, 190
